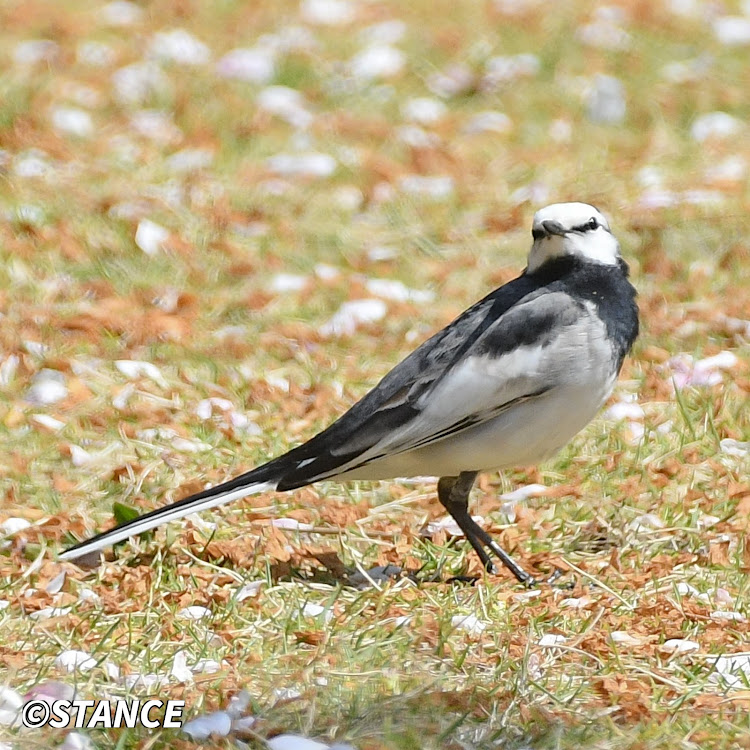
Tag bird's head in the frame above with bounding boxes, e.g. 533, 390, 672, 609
527, 202, 620, 274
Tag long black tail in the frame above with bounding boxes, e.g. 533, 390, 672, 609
59, 462, 282, 562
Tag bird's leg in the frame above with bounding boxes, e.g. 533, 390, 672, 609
437, 473, 495, 572
437, 473, 534, 586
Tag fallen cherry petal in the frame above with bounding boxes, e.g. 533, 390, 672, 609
29, 607, 71, 620
61, 733, 94, 750
349, 45, 404, 80
177, 606, 211, 620
425, 515, 484, 538
610, 631, 643, 646
182, 711, 232, 740
24, 681, 75, 703
55, 650, 96, 673
267, 734, 330, 750
45, 571, 66, 594
720, 439, 749, 457
170, 651, 193, 683
1, 518, 31, 535
236, 581, 263, 601
451, 614, 487, 636
710, 611, 746, 622
135, 219, 169, 256
660, 638, 699, 654
0, 687, 23, 727
538, 634, 566, 647
319, 299, 386, 337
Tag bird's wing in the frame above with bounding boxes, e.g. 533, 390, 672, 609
275, 286, 586, 488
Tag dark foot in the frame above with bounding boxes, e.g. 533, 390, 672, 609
437, 472, 534, 585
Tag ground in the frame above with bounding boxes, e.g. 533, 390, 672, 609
1, 0, 750, 748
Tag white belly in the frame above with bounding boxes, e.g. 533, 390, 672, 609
340, 302, 619, 480
345, 379, 612, 480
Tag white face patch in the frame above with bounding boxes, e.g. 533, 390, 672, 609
527, 202, 620, 272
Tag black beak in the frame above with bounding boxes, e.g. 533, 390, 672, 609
532, 220, 568, 240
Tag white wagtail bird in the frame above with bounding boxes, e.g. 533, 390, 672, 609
61, 202, 638, 583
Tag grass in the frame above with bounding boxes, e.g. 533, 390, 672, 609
1, 0, 750, 747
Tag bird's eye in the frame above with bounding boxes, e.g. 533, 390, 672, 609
587, 217, 598, 231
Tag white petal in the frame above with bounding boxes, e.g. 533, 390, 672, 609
720, 439, 749, 457
604, 400, 645, 421
172, 437, 213, 452
195, 397, 234, 419
359, 20, 407, 45
236, 581, 263, 601
350, 45, 404, 80
301, 603, 332, 622
0, 686, 23, 714
182, 711, 232, 739
111, 62, 169, 105
55, 650, 97, 672
319, 299, 387, 337
135, 219, 169, 256
586, 74, 626, 125
266, 152, 337, 177
712, 653, 750, 676
69, 445, 93, 467
270, 273, 308, 292
115, 359, 166, 385
710, 611, 746, 622
301, 0, 355, 25
628, 513, 665, 532
660, 638, 699, 654
691, 112, 743, 142
178, 606, 212, 620
31, 414, 66, 431
1, 518, 31, 535
77, 41, 117, 67
365, 278, 434, 303
51, 107, 94, 138
192, 659, 221, 674
45, 571, 66, 594
167, 148, 214, 173
257, 86, 313, 128
425, 515, 484, 538
216, 48, 276, 83
170, 651, 193, 683
100, 1, 143, 26
402, 97, 446, 125
559, 597, 592, 609
14, 40, 59, 66
464, 111, 513, 135
398, 175, 454, 199
713, 16, 750, 45
675, 582, 699, 597
149, 29, 210, 65
267, 734, 330, 750
314, 263, 341, 280
499, 484, 547, 502
130, 110, 182, 144
271, 518, 314, 531
538, 634, 567, 647
26, 369, 68, 405
121, 672, 166, 690
61, 732, 94, 750
29, 606, 71, 620
610, 631, 643, 646
450, 614, 486, 636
